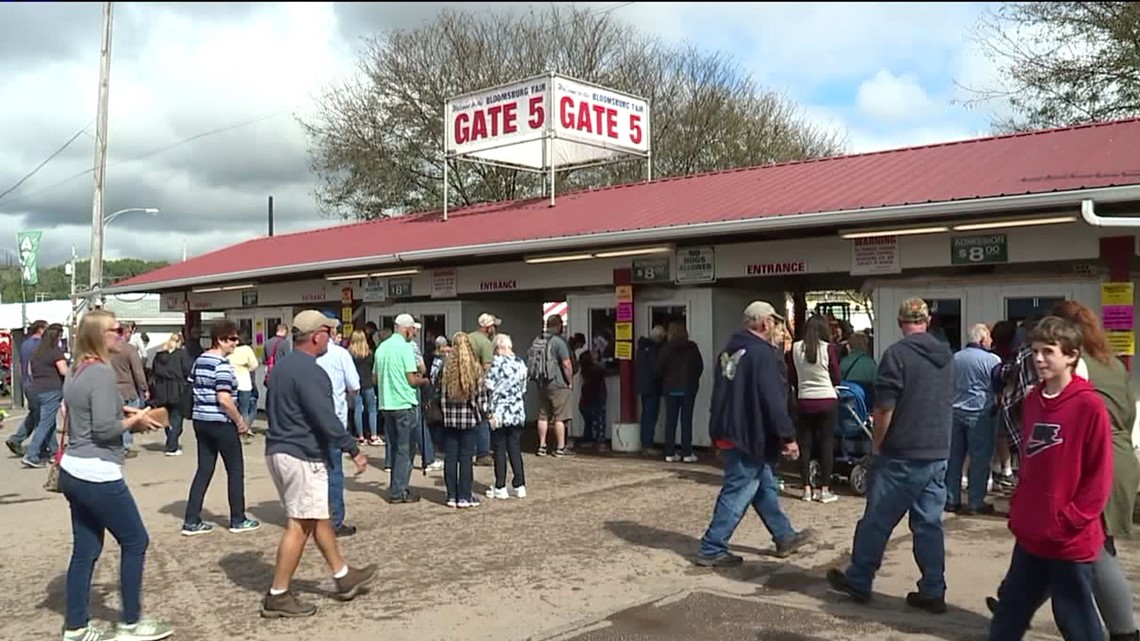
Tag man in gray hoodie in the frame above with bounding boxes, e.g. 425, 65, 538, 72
827, 298, 954, 614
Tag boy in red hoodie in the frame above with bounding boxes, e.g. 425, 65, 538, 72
989, 316, 1112, 640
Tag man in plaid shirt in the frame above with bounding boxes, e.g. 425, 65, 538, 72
994, 319, 1041, 480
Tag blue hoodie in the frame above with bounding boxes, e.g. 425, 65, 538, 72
709, 329, 795, 464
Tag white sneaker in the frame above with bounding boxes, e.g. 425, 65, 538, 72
802, 488, 813, 502
426, 460, 444, 472
818, 490, 839, 504
681, 455, 699, 463
163, 449, 182, 457
62, 626, 114, 641
664, 455, 681, 463
513, 485, 526, 498
485, 486, 510, 500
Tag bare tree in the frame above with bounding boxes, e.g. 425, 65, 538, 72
301, 6, 846, 221
961, 2, 1140, 133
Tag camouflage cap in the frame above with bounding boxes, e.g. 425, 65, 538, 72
898, 298, 930, 324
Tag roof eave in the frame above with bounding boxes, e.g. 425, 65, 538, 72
99, 184, 1140, 295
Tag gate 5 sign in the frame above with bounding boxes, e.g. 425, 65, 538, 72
951, 234, 1008, 265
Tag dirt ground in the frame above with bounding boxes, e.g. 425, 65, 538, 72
0, 416, 1135, 641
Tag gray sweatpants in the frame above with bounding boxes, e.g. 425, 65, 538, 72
1095, 540, 1136, 635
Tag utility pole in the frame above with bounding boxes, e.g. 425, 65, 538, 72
68, 245, 79, 341
88, 0, 114, 307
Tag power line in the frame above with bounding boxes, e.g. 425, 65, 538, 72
0, 120, 94, 203
0, 106, 301, 210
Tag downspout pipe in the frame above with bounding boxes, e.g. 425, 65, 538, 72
1082, 198, 1140, 227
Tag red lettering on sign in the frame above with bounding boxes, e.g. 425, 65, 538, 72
630, 114, 643, 144
528, 96, 545, 129
559, 96, 619, 138
480, 280, 518, 292
454, 103, 526, 145
745, 261, 807, 276
502, 102, 518, 134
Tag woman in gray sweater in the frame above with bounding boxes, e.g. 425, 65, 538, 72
59, 310, 170, 641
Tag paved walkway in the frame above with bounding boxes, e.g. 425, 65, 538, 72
0, 429, 1133, 640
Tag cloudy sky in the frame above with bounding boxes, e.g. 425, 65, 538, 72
0, 1, 1008, 269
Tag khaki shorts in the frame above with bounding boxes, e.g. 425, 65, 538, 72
265, 453, 329, 520
537, 385, 573, 423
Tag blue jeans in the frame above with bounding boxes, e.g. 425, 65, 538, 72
990, 544, 1103, 640
237, 390, 256, 426
664, 392, 696, 457
475, 420, 491, 458
442, 427, 478, 501
845, 456, 948, 597
352, 388, 378, 439
6, 389, 40, 447
699, 448, 797, 558
382, 408, 417, 500
945, 408, 996, 510
27, 388, 63, 464
640, 394, 660, 449
163, 408, 184, 453
60, 470, 150, 629
327, 443, 345, 528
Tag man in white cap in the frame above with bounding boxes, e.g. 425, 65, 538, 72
375, 313, 430, 503
696, 301, 811, 567
262, 310, 373, 618
468, 312, 501, 465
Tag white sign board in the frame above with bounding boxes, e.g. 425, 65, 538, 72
552, 76, 649, 165
445, 75, 549, 168
444, 73, 649, 172
675, 246, 716, 284
361, 278, 387, 303
431, 268, 458, 299
851, 236, 900, 275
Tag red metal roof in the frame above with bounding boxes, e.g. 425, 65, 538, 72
117, 118, 1140, 290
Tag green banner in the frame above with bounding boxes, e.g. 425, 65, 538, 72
17, 230, 42, 286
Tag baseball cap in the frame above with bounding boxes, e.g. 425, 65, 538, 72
293, 309, 340, 334
434, 335, 449, 348
744, 300, 784, 322
898, 298, 930, 324
394, 313, 421, 330
478, 313, 502, 328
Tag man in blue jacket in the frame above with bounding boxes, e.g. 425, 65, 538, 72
696, 301, 812, 567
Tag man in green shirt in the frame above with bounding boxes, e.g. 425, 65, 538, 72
468, 312, 500, 465
374, 314, 429, 503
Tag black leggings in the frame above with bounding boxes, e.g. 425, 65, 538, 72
796, 404, 837, 487
183, 420, 246, 527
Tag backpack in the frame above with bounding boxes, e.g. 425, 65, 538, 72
526, 334, 561, 384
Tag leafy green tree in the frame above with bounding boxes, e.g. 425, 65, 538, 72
0, 258, 169, 303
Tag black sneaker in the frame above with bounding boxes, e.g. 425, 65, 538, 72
694, 552, 744, 568
386, 493, 421, 504
826, 569, 871, 604
965, 503, 996, 516
774, 529, 812, 558
335, 524, 358, 538
553, 448, 568, 458
906, 591, 947, 614
5, 440, 24, 457
985, 596, 999, 615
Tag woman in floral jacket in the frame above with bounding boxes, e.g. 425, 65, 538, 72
438, 332, 491, 509
485, 334, 528, 500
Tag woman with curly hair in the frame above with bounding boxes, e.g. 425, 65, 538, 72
436, 332, 491, 508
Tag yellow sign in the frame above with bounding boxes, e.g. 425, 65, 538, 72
1107, 330, 1135, 356
616, 285, 633, 303
1101, 282, 1134, 306
615, 321, 632, 341
343, 323, 354, 338
615, 340, 633, 360
342, 306, 353, 322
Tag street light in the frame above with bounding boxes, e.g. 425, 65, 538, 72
88, 206, 160, 304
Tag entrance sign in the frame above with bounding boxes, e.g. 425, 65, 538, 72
675, 246, 716, 284
632, 257, 670, 284
951, 234, 1008, 265
851, 236, 900, 275
443, 72, 652, 215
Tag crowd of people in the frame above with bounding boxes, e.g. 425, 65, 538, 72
6, 291, 1139, 640
695, 296, 1138, 641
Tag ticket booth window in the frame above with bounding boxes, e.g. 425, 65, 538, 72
649, 305, 687, 333
925, 298, 962, 352
421, 314, 447, 364
237, 318, 254, 345
1005, 297, 1066, 325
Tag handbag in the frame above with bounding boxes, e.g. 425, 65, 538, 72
44, 411, 68, 493
423, 397, 444, 427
